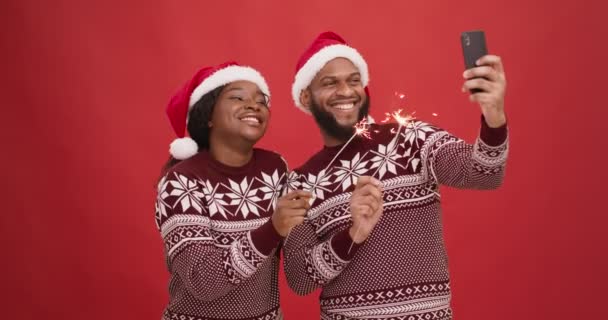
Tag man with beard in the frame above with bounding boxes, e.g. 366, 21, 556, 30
282, 31, 509, 320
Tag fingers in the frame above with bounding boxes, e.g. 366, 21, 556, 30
463, 66, 499, 82
462, 78, 495, 94
282, 190, 312, 201
279, 190, 312, 211
284, 197, 311, 209
370, 205, 384, 224
376, 192, 384, 210
476, 55, 504, 74
275, 190, 310, 231
352, 178, 383, 218
352, 191, 383, 217
355, 176, 381, 189
351, 203, 373, 217
355, 195, 380, 213
354, 183, 382, 199
468, 92, 495, 104
275, 215, 307, 236
288, 216, 306, 226
461, 55, 506, 95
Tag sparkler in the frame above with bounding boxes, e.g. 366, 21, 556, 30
347, 109, 440, 254
347, 109, 414, 253
307, 118, 372, 205
370, 109, 414, 176
286, 92, 442, 252
285, 118, 372, 247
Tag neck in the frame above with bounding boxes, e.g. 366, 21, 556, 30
209, 135, 254, 167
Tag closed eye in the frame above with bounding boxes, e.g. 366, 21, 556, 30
258, 93, 270, 107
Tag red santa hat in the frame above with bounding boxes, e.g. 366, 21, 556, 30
166, 61, 270, 160
291, 31, 370, 114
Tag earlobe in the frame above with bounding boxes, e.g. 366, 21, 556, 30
300, 90, 311, 110
208, 121, 213, 127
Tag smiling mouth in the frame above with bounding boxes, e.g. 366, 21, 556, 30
331, 103, 355, 111
239, 115, 261, 125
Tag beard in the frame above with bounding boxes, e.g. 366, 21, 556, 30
309, 95, 370, 143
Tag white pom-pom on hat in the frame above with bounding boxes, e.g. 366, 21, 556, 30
170, 137, 199, 160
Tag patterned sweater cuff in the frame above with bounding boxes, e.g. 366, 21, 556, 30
480, 115, 508, 146
331, 228, 361, 261
249, 218, 284, 256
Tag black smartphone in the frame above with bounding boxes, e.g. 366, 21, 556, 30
461, 30, 488, 93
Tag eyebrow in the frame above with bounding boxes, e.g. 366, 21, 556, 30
226, 87, 266, 98
226, 87, 244, 93
319, 72, 361, 81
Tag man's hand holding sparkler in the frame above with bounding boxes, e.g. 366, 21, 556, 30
462, 55, 507, 128
349, 176, 384, 244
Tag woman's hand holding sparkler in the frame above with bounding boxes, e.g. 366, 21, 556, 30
272, 190, 312, 237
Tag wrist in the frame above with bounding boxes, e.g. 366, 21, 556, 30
349, 225, 367, 244
271, 217, 288, 237
483, 110, 507, 128
250, 218, 284, 256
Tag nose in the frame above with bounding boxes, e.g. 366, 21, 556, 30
244, 98, 261, 111
335, 81, 354, 97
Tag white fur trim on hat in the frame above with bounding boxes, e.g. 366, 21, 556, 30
189, 65, 271, 109
170, 137, 199, 160
292, 44, 369, 114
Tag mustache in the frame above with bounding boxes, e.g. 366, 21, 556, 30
309, 96, 370, 142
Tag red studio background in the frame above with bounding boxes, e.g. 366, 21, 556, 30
2, 0, 606, 319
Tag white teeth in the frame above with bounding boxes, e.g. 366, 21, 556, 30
334, 103, 354, 110
241, 117, 260, 124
